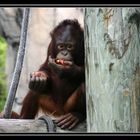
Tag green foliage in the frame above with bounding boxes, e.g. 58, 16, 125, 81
0, 36, 7, 111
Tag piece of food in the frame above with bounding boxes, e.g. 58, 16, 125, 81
55, 59, 65, 65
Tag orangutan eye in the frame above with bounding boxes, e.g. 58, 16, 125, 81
57, 44, 65, 50
67, 44, 74, 51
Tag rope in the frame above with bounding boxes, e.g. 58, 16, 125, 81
3, 8, 30, 118
39, 115, 56, 133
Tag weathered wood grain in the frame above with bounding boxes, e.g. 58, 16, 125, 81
85, 8, 140, 132
0, 119, 86, 133
0, 119, 47, 133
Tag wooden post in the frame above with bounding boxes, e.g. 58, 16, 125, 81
84, 8, 140, 132
0, 119, 48, 133
0, 119, 86, 133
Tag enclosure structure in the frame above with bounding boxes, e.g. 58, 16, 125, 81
85, 8, 140, 132
0, 118, 86, 133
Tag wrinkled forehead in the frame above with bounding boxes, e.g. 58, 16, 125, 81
54, 25, 76, 44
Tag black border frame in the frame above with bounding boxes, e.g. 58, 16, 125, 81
0, 4, 140, 136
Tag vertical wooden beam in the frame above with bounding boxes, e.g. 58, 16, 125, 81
85, 8, 140, 132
